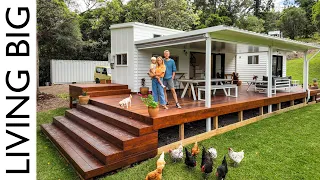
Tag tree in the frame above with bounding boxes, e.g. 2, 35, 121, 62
295, 0, 317, 37
37, 0, 82, 85
124, 0, 199, 30
279, 7, 307, 39
263, 11, 280, 33
236, 15, 265, 33
312, 1, 320, 31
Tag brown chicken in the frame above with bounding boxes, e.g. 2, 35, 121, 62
145, 167, 162, 180
191, 141, 200, 156
156, 151, 165, 170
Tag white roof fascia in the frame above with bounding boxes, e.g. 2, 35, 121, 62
110, 22, 183, 33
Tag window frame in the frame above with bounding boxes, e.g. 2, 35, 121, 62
116, 53, 128, 66
248, 55, 259, 64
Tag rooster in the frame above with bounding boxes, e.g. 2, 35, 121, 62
228, 147, 244, 166
145, 167, 162, 180
156, 151, 165, 170
168, 142, 183, 162
208, 147, 217, 159
191, 141, 200, 156
201, 147, 213, 179
184, 147, 196, 168
216, 155, 228, 180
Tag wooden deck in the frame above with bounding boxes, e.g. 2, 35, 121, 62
41, 83, 319, 179
91, 86, 317, 130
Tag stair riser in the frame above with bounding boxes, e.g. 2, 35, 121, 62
91, 100, 153, 125
64, 112, 125, 149
88, 89, 131, 97
53, 118, 108, 164
122, 132, 158, 151
76, 105, 141, 136
41, 125, 93, 179
88, 149, 158, 180
71, 85, 129, 92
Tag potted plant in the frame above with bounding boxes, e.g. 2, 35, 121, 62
141, 94, 159, 117
78, 91, 90, 105
140, 78, 149, 95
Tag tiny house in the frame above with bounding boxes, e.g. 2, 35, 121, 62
110, 22, 287, 92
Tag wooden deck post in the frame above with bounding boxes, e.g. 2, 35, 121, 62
213, 116, 219, 130
238, 111, 243, 122
69, 97, 73, 108
259, 106, 263, 115
290, 100, 294, 106
277, 103, 281, 110
312, 96, 316, 102
302, 97, 306, 104
179, 124, 184, 140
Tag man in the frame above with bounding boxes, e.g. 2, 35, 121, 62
163, 50, 182, 108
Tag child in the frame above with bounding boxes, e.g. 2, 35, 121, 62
148, 57, 166, 88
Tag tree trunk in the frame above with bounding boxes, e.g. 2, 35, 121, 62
37, 35, 40, 97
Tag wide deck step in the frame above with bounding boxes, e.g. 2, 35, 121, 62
90, 98, 153, 125
62, 110, 157, 150
87, 89, 131, 97
41, 124, 104, 179
41, 124, 157, 179
53, 116, 122, 164
76, 104, 153, 136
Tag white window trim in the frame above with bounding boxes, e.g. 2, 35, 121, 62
248, 55, 259, 65
115, 53, 128, 66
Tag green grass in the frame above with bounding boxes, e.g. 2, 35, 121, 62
287, 52, 320, 84
37, 104, 320, 180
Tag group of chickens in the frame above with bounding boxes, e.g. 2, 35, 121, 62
146, 142, 245, 180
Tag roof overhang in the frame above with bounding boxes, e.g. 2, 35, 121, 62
135, 25, 320, 52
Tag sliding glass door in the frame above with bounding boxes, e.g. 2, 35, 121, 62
272, 55, 283, 77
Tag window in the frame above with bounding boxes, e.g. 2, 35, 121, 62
116, 54, 127, 65
248, 55, 259, 64
153, 34, 162, 38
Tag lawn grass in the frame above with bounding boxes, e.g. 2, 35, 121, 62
287, 52, 320, 84
37, 104, 320, 180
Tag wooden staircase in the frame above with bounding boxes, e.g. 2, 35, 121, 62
41, 84, 158, 179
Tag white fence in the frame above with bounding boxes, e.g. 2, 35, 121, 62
50, 60, 109, 84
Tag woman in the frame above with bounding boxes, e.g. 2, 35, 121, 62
151, 56, 168, 109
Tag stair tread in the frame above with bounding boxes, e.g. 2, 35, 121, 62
88, 89, 131, 93
80, 104, 151, 129
65, 109, 136, 141
55, 116, 122, 157
41, 124, 103, 172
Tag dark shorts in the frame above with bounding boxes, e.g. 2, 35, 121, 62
163, 78, 174, 89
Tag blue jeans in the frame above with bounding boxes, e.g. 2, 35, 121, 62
152, 77, 166, 105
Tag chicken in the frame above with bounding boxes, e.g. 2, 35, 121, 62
191, 141, 200, 156
145, 167, 162, 180
201, 147, 213, 179
184, 147, 196, 168
156, 151, 165, 170
216, 155, 228, 180
208, 147, 217, 159
228, 147, 244, 166
168, 142, 183, 162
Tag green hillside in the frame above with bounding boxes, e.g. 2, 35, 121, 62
287, 53, 320, 84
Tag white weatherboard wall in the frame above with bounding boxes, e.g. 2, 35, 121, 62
111, 22, 183, 92
236, 50, 286, 82
51, 60, 109, 84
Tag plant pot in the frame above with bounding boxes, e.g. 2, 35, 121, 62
140, 87, 149, 95
148, 106, 159, 117
79, 95, 90, 105
100, 79, 106, 84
